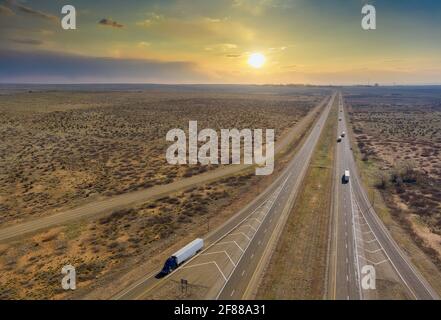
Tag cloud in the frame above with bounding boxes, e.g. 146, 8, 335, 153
136, 16, 254, 43
8, 38, 43, 45
6, 1, 58, 22
232, 0, 297, 16
99, 18, 124, 28
0, 4, 14, 16
0, 49, 210, 83
136, 12, 163, 27
205, 43, 238, 51
137, 41, 151, 48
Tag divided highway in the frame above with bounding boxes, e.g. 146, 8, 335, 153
114, 93, 336, 300
329, 92, 439, 300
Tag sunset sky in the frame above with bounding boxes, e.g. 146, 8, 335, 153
1, 0, 441, 84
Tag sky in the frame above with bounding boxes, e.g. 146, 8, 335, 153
1, 0, 441, 84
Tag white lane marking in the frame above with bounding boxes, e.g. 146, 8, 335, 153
202, 251, 237, 268
111, 269, 161, 300
355, 191, 435, 299
349, 179, 362, 299
230, 232, 251, 241
169, 192, 273, 281
215, 174, 291, 300
364, 248, 383, 254
249, 217, 262, 224
183, 261, 227, 281
349, 150, 430, 299
243, 224, 258, 232
215, 241, 244, 253
258, 240, 261, 246
251, 253, 254, 259
241, 270, 245, 277
358, 255, 388, 266
230, 290, 235, 297
213, 97, 335, 299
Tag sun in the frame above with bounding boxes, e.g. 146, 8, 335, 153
248, 52, 266, 69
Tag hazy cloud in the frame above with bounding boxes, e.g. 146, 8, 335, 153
136, 17, 254, 43
8, 38, 44, 45
0, 49, 209, 83
99, 18, 124, 28
0, 4, 14, 15
6, 1, 58, 22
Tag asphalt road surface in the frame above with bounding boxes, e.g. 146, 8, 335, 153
329, 92, 438, 300
113, 93, 336, 300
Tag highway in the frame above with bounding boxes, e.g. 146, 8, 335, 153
329, 92, 439, 300
113, 93, 336, 300
0, 96, 328, 243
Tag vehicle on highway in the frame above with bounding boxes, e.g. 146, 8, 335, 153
343, 169, 350, 183
337, 136, 342, 142
157, 238, 204, 277
339, 117, 342, 121
341, 131, 346, 137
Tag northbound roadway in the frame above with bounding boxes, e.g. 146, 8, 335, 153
114, 93, 337, 300
329, 92, 438, 300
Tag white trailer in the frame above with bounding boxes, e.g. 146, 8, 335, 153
344, 170, 350, 183
173, 238, 204, 265
159, 238, 204, 275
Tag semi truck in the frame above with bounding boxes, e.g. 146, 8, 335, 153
343, 169, 350, 183
158, 238, 204, 276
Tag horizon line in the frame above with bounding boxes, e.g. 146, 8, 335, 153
2, 82, 441, 87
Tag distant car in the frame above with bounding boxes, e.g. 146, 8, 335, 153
343, 170, 350, 183
339, 118, 342, 121
337, 136, 342, 142
341, 131, 346, 137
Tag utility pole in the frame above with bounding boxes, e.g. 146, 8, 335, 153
181, 279, 188, 295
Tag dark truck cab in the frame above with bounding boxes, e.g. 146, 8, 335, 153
158, 256, 178, 277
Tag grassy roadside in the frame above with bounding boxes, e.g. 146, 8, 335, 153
345, 102, 441, 297
256, 97, 337, 299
